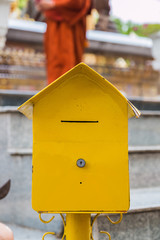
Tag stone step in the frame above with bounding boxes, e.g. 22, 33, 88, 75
1, 90, 160, 111
7, 146, 160, 189
129, 146, 160, 189
129, 96, 160, 111
129, 111, 160, 146
5, 146, 160, 189
1, 107, 160, 148
130, 187, 160, 211
93, 187, 160, 240
0, 90, 37, 107
5, 146, 160, 188
94, 210, 160, 240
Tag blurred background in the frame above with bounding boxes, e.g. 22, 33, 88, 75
0, 0, 160, 239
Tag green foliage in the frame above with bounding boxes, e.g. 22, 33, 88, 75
18, 0, 28, 10
113, 18, 160, 37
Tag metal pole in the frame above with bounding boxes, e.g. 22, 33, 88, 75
66, 213, 91, 240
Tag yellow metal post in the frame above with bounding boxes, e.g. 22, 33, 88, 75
66, 214, 91, 240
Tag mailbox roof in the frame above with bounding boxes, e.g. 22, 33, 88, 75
18, 63, 140, 119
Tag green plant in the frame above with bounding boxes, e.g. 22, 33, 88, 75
113, 17, 160, 37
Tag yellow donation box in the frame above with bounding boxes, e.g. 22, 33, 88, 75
18, 63, 140, 214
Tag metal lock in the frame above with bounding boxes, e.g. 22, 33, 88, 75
76, 159, 86, 168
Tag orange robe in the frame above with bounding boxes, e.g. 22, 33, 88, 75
44, 0, 91, 84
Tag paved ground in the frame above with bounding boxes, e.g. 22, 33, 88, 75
8, 224, 57, 240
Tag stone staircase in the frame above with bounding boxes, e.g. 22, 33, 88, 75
94, 112, 160, 239
0, 97, 160, 239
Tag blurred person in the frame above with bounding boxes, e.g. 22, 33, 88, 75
37, 0, 92, 84
0, 223, 14, 240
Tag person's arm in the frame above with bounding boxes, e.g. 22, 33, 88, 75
0, 223, 14, 240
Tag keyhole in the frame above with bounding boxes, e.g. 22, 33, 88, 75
77, 159, 86, 168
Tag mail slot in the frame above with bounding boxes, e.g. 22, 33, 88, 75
61, 120, 99, 123
18, 63, 140, 214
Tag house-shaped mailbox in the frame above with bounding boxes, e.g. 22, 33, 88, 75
18, 63, 140, 214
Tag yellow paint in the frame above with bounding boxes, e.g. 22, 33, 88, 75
18, 63, 140, 213
66, 214, 91, 240
39, 213, 54, 223
42, 232, 55, 240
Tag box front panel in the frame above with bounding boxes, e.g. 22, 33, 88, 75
32, 140, 129, 212
32, 75, 129, 212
